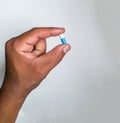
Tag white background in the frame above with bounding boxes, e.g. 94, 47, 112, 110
0, 0, 120, 123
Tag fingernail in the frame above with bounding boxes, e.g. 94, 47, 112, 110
58, 27, 65, 31
63, 45, 71, 54
58, 27, 64, 29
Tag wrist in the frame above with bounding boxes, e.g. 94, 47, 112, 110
1, 77, 31, 101
0, 78, 31, 123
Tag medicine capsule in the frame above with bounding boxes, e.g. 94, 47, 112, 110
59, 34, 67, 44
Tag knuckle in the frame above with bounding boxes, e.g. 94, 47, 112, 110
30, 27, 42, 36
5, 41, 10, 48
5, 37, 15, 49
31, 27, 39, 33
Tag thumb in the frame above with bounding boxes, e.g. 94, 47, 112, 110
41, 44, 71, 72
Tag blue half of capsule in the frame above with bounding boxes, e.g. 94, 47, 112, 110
61, 38, 66, 44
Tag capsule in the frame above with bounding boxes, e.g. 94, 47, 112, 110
59, 34, 67, 44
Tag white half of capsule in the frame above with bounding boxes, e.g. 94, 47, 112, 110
59, 34, 65, 39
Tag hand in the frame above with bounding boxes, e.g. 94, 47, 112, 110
0, 27, 71, 123
4, 27, 71, 93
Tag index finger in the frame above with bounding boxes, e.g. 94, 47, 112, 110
16, 27, 65, 45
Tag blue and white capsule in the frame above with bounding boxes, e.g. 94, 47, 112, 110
59, 34, 67, 44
